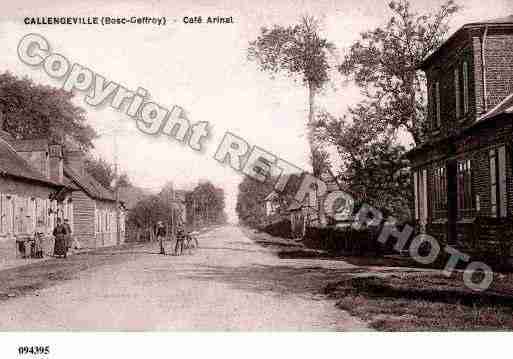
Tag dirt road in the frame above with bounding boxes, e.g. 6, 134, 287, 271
0, 225, 369, 331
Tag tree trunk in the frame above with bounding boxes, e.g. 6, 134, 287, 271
307, 81, 320, 175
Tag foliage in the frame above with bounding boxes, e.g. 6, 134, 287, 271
185, 181, 227, 226
338, 0, 460, 145
316, 110, 411, 220
236, 176, 275, 228
0, 72, 97, 150
85, 155, 115, 189
248, 16, 335, 171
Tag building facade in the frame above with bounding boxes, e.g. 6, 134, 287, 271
0, 132, 71, 261
408, 16, 513, 256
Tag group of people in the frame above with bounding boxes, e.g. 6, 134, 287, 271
156, 221, 192, 256
52, 218, 73, 258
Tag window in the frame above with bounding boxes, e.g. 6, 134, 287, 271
414, 169, 428, 223
462, 61, 469, 114
454, 67, 460, 118
457, 159, 473, 217
490, 147, 508, 217
433, 166, 447, 218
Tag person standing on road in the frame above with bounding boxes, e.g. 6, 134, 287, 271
53, 218, 68, 258
63, 219, 73, 255
156, 221, 166, 254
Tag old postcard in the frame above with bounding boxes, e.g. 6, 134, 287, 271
0, 0, 512, 357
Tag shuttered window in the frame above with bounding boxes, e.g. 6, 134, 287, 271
457, 159, 473, 218
463, 61, 469, 114
491, 147, 508, 218
433, 165, 447, 218
435, 81, 441, 128
414, 170, 428, 223
454, 67, 460, 118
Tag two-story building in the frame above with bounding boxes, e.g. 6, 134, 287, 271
407, 16, 513, 256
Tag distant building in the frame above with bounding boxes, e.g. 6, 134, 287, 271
407, 16, 513, 254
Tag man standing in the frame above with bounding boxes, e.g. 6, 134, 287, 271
63, 219, 73, 255
156, 221, 166, 255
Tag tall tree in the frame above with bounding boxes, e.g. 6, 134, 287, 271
85, 156, 115, 189
248, 16, 335, 175
0, 72, 97, 150
338, 0, 460, 145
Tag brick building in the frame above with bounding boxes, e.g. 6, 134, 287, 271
407, 16, 513, 256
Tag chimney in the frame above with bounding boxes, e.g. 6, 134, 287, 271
49, 144, 64, 183
65, 148, 85, 176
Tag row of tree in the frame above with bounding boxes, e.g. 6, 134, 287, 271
243, 0, 460, 221
127, 181, 227, 241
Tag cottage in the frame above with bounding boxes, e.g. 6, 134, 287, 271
0, 131, 71, 261
63, 149, 125, 249
407, 16, 513, 256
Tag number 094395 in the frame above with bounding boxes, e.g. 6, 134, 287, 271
18, 346, 50, 355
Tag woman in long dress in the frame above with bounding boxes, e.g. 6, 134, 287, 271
53, 218, 68, 258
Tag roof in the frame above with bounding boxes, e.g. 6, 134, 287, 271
0, 138, 63, 187
263, 191, 279, 202
12, 139, 49, 152
419, 15, 513, 70
476, 92, 513, 123
64, 164, 115, 201
466, 15, 513, 26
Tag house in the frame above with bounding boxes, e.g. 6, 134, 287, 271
407, 16, 513, 256
10, 137, 126, 249
63, 149, 125, 249
287, 169, 349, 238
0, 130, 71, 260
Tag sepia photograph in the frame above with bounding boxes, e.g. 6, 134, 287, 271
0, 0, 512, 357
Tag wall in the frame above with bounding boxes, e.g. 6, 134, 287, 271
0, 176, 58, 261
71, 190, 96, 249
484, 28, 513, 110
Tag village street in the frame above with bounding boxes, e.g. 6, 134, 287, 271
0, 226, 370, 331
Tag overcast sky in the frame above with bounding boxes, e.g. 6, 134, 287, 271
1, 0, 511, 221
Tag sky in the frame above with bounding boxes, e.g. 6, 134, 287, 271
1, 0, 511, 221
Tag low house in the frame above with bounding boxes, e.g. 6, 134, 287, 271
63, 149, 125, 249
407, 16, 513, 257
0, 131, 70, 260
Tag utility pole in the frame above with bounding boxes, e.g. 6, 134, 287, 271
114, 129, 121, 246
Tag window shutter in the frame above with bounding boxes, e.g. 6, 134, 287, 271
498, 146, 507, 218
422, 169, 428, 223
454, 67, 460, 118
463, 61, 469, 114
413, 172, 419, 220
490, 150, 498, 217
435, 82, 441, 128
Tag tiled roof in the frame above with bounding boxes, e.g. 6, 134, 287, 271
12, 139, 49, 152
0, 138, 62, 187
64, 164, 116, 201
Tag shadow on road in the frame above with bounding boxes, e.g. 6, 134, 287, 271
178, 263, 368, 298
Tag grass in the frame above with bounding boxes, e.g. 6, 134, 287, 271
244, 226, 513, 331
325, 273, 513, 331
